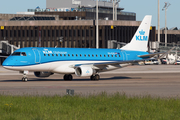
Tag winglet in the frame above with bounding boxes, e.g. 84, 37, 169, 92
121, 15, 152, 52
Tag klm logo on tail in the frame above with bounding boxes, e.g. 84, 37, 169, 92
136, 30, 148, 41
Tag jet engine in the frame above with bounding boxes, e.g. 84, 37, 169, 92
75, 66, 95, 77
34, 72, 54, 77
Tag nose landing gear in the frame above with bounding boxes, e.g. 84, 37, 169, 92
21, 71, 29, 82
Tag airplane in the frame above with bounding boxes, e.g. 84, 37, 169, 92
2, 15, 164, 82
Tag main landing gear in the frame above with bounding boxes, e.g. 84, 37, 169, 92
64, 74, 73, 81
90, 74, 100, 81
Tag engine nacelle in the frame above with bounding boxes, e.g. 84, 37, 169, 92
75, 66, 95, 77
34, 72, 54, 77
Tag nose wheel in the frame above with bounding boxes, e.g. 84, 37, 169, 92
22, 77, 28, 82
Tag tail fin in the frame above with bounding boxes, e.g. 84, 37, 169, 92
121, 15, 152, 51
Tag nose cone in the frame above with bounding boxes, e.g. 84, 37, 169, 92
2, 57, 13, 69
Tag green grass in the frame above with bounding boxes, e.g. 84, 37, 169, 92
0, 92, 180, 120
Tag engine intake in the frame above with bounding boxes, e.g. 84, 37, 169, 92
75, 66, 95, 77
34, 72, 54, 77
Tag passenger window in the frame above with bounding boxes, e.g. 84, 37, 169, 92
72, 54, 74, 57
100, 55, 102, 57
112, 55, 113, 57
88, 54, 90, 57
119, 55, 121, 57
92, 55, 94, 57
84, 54, 86, 57
52, 54, 54, 56
48, 54, 50, 56
64, 54, 66, 57
68, 54, 70, 57
76, 54, 78, 57
108, 55, 110, 57
60, 54, 62, 56
80, 54, 82, 57
96, 55, 98, 57
56, 54, 58, 56
104, 55, 106, 57
115, 55, 117, 57
44, 54, 46, 56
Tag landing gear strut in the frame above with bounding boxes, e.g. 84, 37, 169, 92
64, 74, 73, 81
90, 74, 100, 81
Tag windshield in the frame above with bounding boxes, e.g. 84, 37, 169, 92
12, 52, 26, 56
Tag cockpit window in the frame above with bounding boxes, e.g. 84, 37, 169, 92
12, 52, 21, 56
21, 52, 26, 56
12, 52, 26, 56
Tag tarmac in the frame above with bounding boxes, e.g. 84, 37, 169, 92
0, 65, 180, 97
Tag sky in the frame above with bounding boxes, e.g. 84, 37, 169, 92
0, 0, 179, 29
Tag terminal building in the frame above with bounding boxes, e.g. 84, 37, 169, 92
0, 0, 180, 64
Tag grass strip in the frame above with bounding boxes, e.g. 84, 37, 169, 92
0, 92, 180, 120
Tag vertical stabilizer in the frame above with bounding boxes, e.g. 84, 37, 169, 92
121, 15, 152, 51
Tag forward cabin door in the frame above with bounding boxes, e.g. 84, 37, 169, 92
32, 48, 41, 63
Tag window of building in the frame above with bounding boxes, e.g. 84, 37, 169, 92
48, 30, 50, 37
18, 30, 21, 37
43, 30, 46, 37
73, 30, 76, 37
56, 30, 59, 37
14, 30, 16, 37
52, 30, 55, 37
31, 30, 33, 37
22, 30, 25, 37
69, 30, 72, 37
91, 30, 93, 37
78, 30, 80, 37
35, 30, 38, 37
10, 30, 12, 37
86, 30, 89, 37
60, 30, 63, 36
82, 30, 85, 37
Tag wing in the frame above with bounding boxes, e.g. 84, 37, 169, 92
70, 59, 147, 69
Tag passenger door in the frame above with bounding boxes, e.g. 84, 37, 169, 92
32, 48, 41, 63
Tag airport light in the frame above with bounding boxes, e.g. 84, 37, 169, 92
162, 2, 171, 47
114, 0, 120, 20
96, 0, 99, 49
158, 0, 160, 44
